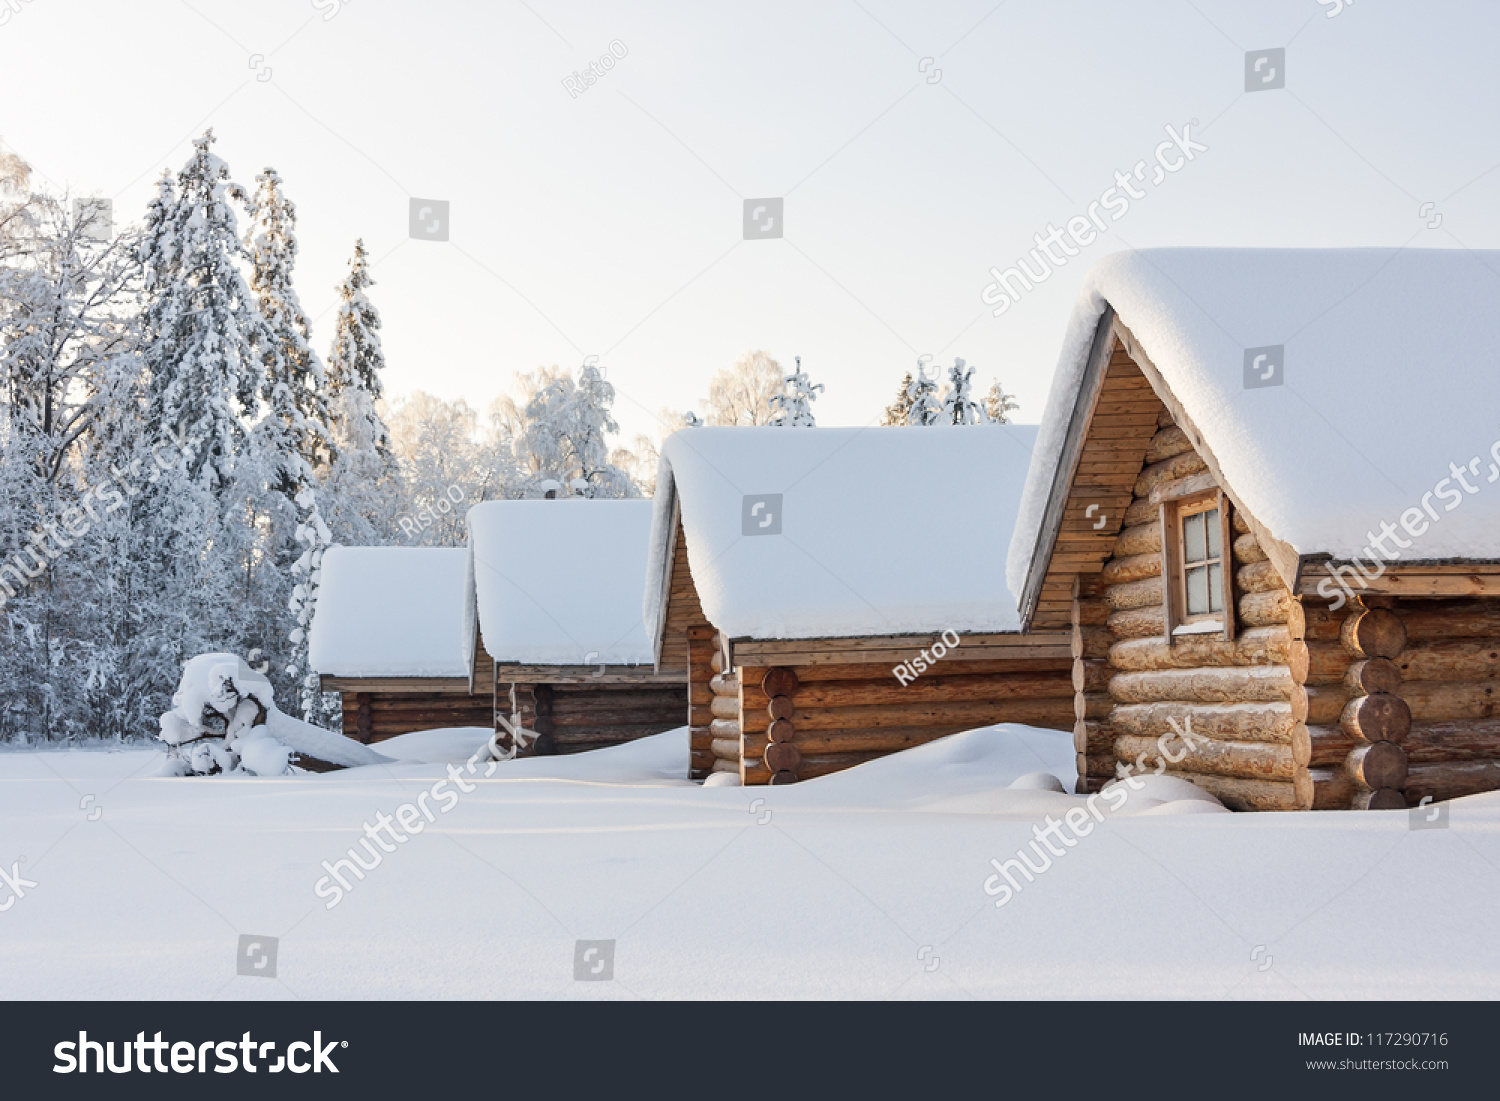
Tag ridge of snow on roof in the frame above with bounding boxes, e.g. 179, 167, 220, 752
1007, 247, 1500, 598
646, 425, 1039, 642
468, 499, 656, 665
309, 547, 470, 678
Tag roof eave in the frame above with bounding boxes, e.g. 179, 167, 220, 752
1018, 305, 1117, 630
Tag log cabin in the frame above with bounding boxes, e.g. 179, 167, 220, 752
465, 499, 687, 755
644, 425, 1076, 784
1009, 247, 1500, 810
309, 546, 492, 743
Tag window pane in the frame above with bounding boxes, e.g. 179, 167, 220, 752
1205, 509, 1221, 558
1186, 565, 1209, 615
1208, 563, 1223, 613
1183, 512, 1205, 563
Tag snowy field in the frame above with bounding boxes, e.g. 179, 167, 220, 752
2, 725, 1498, 1000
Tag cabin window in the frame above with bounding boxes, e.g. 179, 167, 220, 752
1179, 502, 1222, 619
1161, 492, 1234, 641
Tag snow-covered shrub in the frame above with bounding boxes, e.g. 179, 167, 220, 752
156, 652, 391, 776
157, 654, 286, 776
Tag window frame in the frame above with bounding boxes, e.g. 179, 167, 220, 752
1160, 489, 1235, 642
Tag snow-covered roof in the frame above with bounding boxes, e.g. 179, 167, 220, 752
467, 499, 657, 666
309, 547, 470, 679
646, 425, 1040, 642
1008, 248, 1500, 597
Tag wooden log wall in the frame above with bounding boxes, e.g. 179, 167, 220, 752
520, 681, 687, 755
687, 625, 716, 780
708, 633, 741, 776
658, 519, 710, 675
1073, 574, 1112, 793
1285, 595, 1500, 808
1077, 383, 1500, 811
736, 656, 1074, 786
1098, 413, 1349, 811
1386, 597, 1500, 806
341, 691, 494, 744
1311, 606, 1408, 809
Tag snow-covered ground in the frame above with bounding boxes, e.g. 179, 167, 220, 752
2, 724, 1498, 1000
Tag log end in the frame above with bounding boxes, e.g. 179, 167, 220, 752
1347, 741, 1408, 791
764, 742, 802, 772
1342, 608, 1407, 660
767, 695, 796, 721
1345, 657, 1402, 697
761, 667, 799, 698
767, 718, 796, 743
1353, 787, 1407, 811
1340, 694, 1412, 744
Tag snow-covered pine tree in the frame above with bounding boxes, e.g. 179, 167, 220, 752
768, 356, 823, 427
942, 357, 984, 425
136, 130, 267, 494
321, 238, 401, 544
881, 371, 914, 426
325, 238, 391, 460
904, 363, 943, 426
286, 488, 338, 725
241, 168, 330, 499
126, 133, 277, 732
984, 378, 1019, 424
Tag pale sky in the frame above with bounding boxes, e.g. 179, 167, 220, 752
2, 0, 1496, 444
